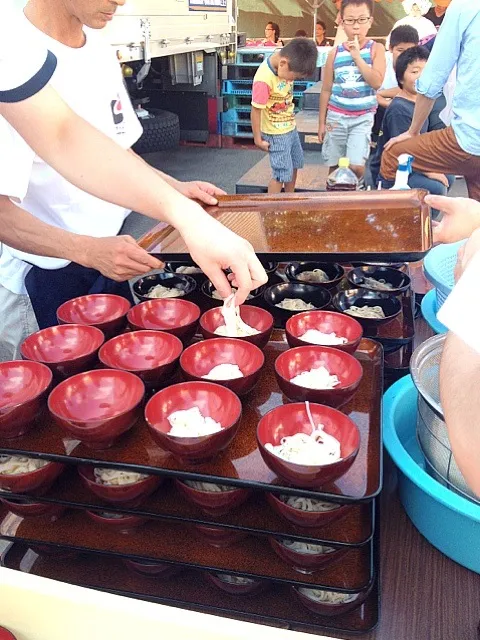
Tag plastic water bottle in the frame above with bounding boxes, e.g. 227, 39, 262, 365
390, 154, 413, 190
326, 157, 358, 191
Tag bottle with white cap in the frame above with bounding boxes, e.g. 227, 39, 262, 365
390, 154, 413, 190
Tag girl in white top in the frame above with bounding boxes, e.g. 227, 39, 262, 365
386, 0, 436, 48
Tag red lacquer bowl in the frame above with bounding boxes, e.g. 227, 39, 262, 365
1, 497, 65, 519
269, 536, 347, 571
86, 510, 148, 532
0, 458, 64, 495
199, 306, 274, 350
99, 330, 183, 385
285, 310, 363, 354
48, 369, 144, 449
175, 478, 251, 516
194, 524, 248, 548
123, 557, 183, 578
265, 492, 352, 529
292, 582, 372, 617
56, 294, 131, 336
21, 324, 104, 379
274, 345, 363, 408
180, 337, 264, 397
145, 381, 242, 464
205, 572, 269, 596
0, 361, 53, 438
78, 465, 163, 507
257, 402, 360, 489
127, 298, 201, 346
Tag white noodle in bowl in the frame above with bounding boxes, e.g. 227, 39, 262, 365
297, 269, 329, 284
299, 329, 347, 346
279, 538, 336, 555
298, 587, 358, 605
167, 407, 222, 437
279, 494, 340, 512
276, 298, 316, 311
176, 266, 202, 275
147, 284, 185, 299
290, 366, 340, 390
93, 468, 149, 486
361, 276, 394, 291
202, 363, 244, 380
216, 573, 257, 585
183, 480, 235, 493
345, 305, 385, 319
0, 455, 49, 475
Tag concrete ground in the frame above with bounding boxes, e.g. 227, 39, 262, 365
122, 145, 468, 240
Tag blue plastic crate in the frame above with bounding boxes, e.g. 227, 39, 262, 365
423, 241, 465, 309
222, 122, 253, 137
222, 79, 316, 96
222, 108, 251, 123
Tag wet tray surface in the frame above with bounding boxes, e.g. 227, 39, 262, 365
0, 507, 373, 591
1, 470, 374, 546
2, 543, 379, 635
140, 190, 431, 262
0, 337, 383, 504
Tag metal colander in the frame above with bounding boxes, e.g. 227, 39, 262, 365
410, 334, 480, 505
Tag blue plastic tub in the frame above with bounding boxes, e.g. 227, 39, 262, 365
420, 289, 447, 334
383, 376, 480, 573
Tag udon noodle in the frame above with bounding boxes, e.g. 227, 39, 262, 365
94, 468, 149, 486
147, 284, 185, 299
297, 269, 329, 283
290, 366, 340, 390
298, 587, 358, 604
202, 363, 244, 380
167, 406, 222, 437
279, 495, 339, 512
280, 538, 335, 555
216, 574, 257, 585
345, 305, 385, 319
276, 298, 316, 311
299, 329, 348, 346
212, 288, 253, 301
184, 480, 235, 492
176, 266, 202, 275
0, 455, 49, 475
265, 424, 342, 466
362, 277, 394, 291
214, 293, 260, 338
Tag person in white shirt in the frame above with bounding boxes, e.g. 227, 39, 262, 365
425, 194, 480, 497
386, 0, 436, 48
0, 6, 267, 361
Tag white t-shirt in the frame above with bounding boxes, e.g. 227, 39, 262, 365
0, 13, 143, 295
0, 10, 56, 100
437, 251, 480, 354
380, 52, 398, 91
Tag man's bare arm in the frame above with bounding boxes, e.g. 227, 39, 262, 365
440, 331, 480, 497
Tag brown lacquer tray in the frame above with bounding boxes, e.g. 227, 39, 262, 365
0, 507, 373, 591
0, 337, 383, 503
2, 543, 379, 635
140, 190, 431, 262
0, 469, 373, 546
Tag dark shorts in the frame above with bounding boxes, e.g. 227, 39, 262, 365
25, 262, 133, 330
262, 128, 304, 184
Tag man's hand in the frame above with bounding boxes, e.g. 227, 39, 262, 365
175, 180, 226, 206
428, 195, 480, 244
425, 172, 450, 189
384, 130, 415, 151
81, 235, 163, 281
254, 138, 270, 153
179, 212, 268, 305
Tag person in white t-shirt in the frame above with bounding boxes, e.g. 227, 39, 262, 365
0, 0, 263, 358
423, 194, 480, 497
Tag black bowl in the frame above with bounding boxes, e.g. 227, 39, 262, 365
133, 273, 197, 304
333, 288, 402, 328
285, 262, 344, 290
353, 261, 406, 270
347, 266, 411, 295
200, 280, 267, 310
164, 262, 206, 288
264, 283, 332, 329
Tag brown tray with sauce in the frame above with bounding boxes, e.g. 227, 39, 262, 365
0, 335, 383, 504
1, 543, 379, 635
0, 468, 374, 546
0, 507, 373, 591
140, 190, 431, 262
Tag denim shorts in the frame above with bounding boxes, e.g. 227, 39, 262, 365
262, 128, 304, 184
322, 111, 374, 167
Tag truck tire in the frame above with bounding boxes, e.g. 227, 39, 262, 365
133, 109, 180, 154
